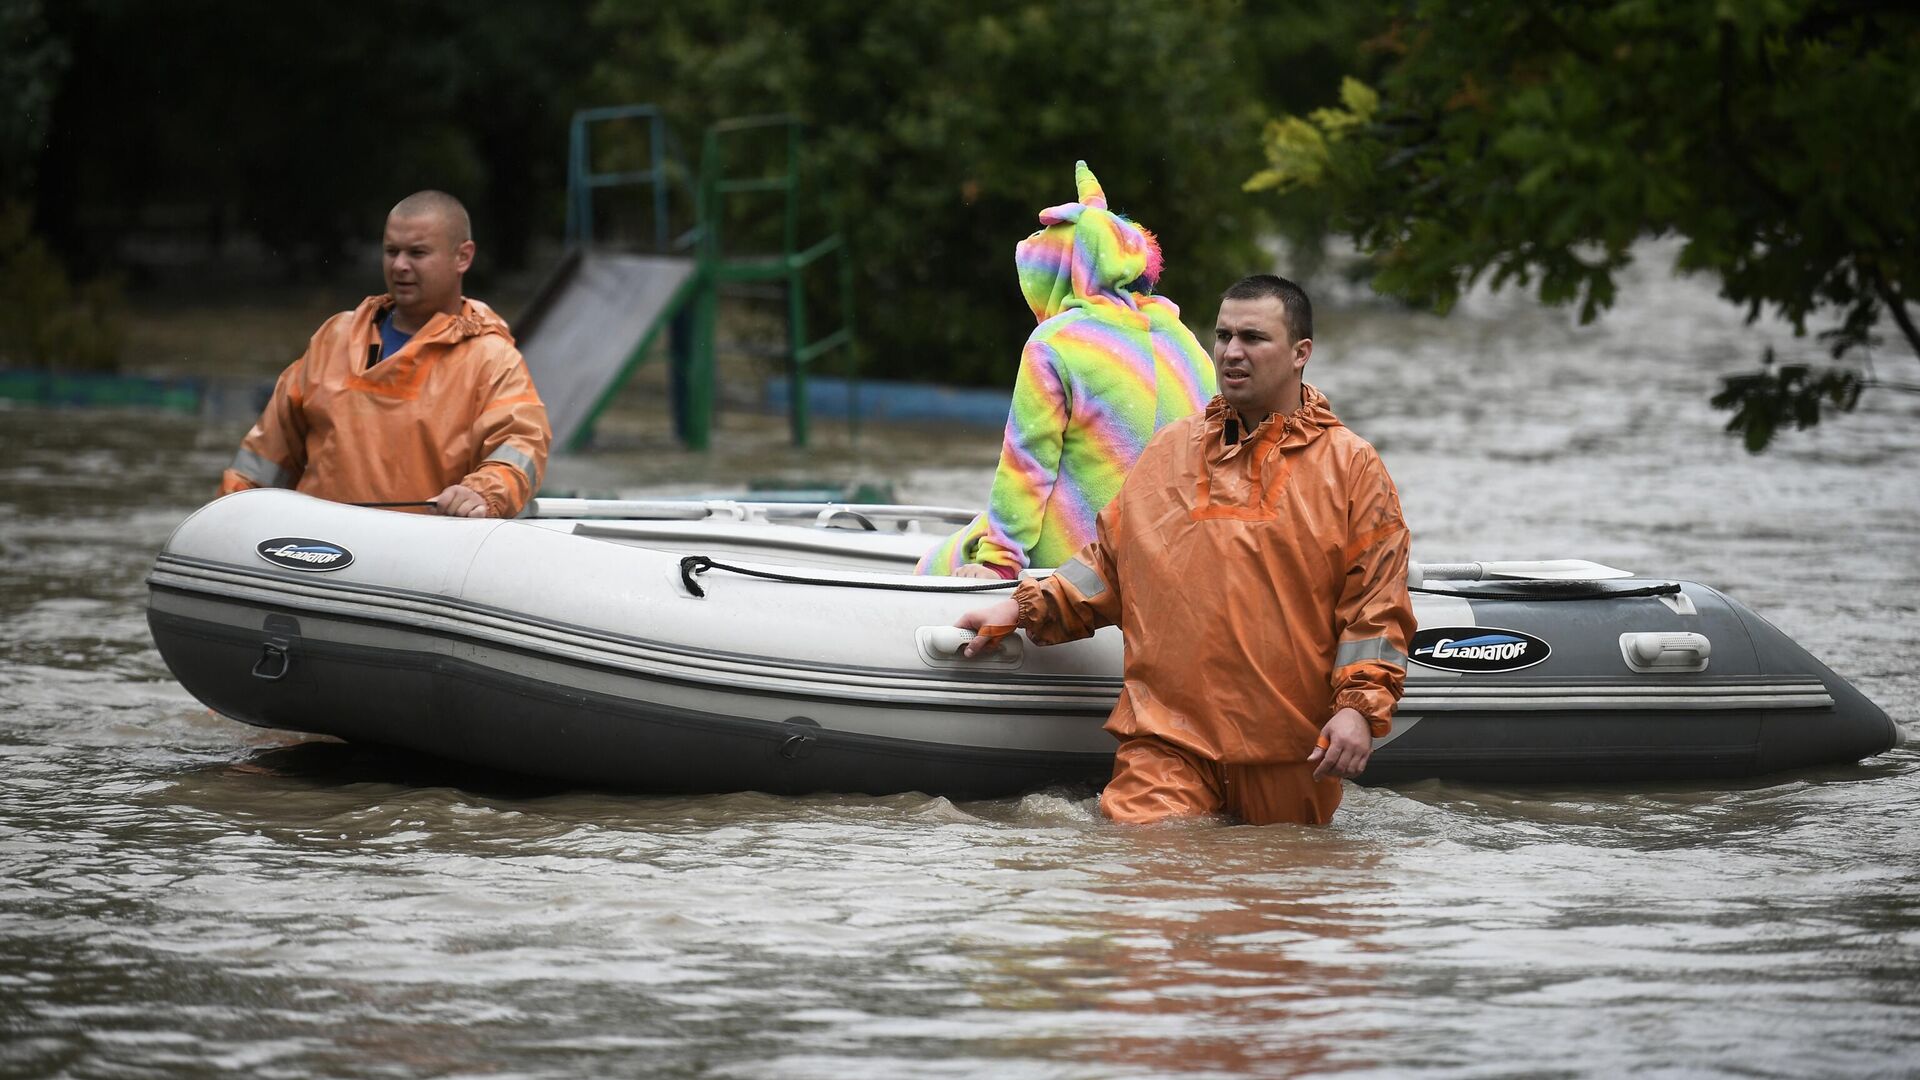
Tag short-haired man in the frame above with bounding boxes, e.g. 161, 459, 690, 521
220, 191, 550, 517
955, 274, 1414, 825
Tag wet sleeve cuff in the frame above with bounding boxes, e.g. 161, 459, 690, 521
1013, 578, 1048, 629
1335, 687, 1397, 738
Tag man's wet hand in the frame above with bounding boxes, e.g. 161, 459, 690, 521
431, 484, 491, 518
1309, 708, 1374, 781
955, 598, 1020, 658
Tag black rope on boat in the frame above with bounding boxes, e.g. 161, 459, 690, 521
678, 555, 1020, 599
820, 509, 878, 531
1410, 582, 1684, 602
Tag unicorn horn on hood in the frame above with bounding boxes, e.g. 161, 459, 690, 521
1020, 158, 1169, 322
1074, 160, 1108, 210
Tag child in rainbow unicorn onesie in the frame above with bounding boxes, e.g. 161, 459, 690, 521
917, 162, 1217, 579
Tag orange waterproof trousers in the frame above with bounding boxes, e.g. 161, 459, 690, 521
1101, 736, 1343, 826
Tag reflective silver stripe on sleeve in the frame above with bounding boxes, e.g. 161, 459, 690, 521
485, 444, 541, 488
1057, 557, 1107, 601
1335, 636, 1406, 670
229, 447, 292, 488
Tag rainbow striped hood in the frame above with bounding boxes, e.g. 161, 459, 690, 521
1016, 161, 1164, 328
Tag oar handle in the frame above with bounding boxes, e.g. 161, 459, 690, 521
352, 500, 439, 509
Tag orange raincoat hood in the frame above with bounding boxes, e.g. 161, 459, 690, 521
1209, 383, 1341, 456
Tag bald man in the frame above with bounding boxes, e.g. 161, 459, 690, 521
220, 191, 550, 517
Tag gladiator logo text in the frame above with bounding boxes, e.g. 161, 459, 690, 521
256, 537, 355, 572
1408, 626, 1551, 673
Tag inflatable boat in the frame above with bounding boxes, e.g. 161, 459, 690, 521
145, 490, 1898, 796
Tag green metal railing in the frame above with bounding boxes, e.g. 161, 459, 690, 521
554, 104, 699, 452
564, 104, 677, 253
559, 107, 854, 451
682, 114, 856, 450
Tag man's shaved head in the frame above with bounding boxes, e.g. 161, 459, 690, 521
388, 190, 471, 245
383, 191, 476, 331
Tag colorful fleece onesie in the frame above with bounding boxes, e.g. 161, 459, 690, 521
916, 162, 1217, 576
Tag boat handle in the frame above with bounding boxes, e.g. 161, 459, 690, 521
916, 626, 1023, 666
251, 639, 291, 681
1619, 632, 1710, 673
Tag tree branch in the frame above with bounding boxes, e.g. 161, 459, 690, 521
1865, 263, 1920, 359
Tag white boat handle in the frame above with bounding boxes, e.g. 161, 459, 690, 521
916, 626, 1023, 667
1619, 632, 1711, 673
923, 627, 973, 656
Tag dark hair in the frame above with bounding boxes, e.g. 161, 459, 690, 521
1221, 274, 1312, 343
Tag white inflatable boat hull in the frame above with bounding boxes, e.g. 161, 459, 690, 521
146, 490, 1898, 795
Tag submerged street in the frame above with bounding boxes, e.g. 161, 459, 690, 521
3, 251, 1918, 1078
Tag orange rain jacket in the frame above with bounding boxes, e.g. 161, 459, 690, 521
1012, 386, 1415, 763
219, 296, 550, 517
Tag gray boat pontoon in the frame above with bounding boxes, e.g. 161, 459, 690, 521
146, 490, 1898, 797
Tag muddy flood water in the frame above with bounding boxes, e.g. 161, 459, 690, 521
4, 248, 1919, 1078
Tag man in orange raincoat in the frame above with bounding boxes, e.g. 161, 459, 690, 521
219, 191, 550, 518
956, 274, 1414, 826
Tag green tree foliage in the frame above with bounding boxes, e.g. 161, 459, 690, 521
591, 0, 1306, 384
14, 1, 1376, 385
1251, 1, 1920, 450
2, 2, 121, 371
0, 0, 67, 201
29, 1, 594, 277
0, 203, 123, 371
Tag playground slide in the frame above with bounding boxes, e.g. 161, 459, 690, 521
514, 250, 696, 451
